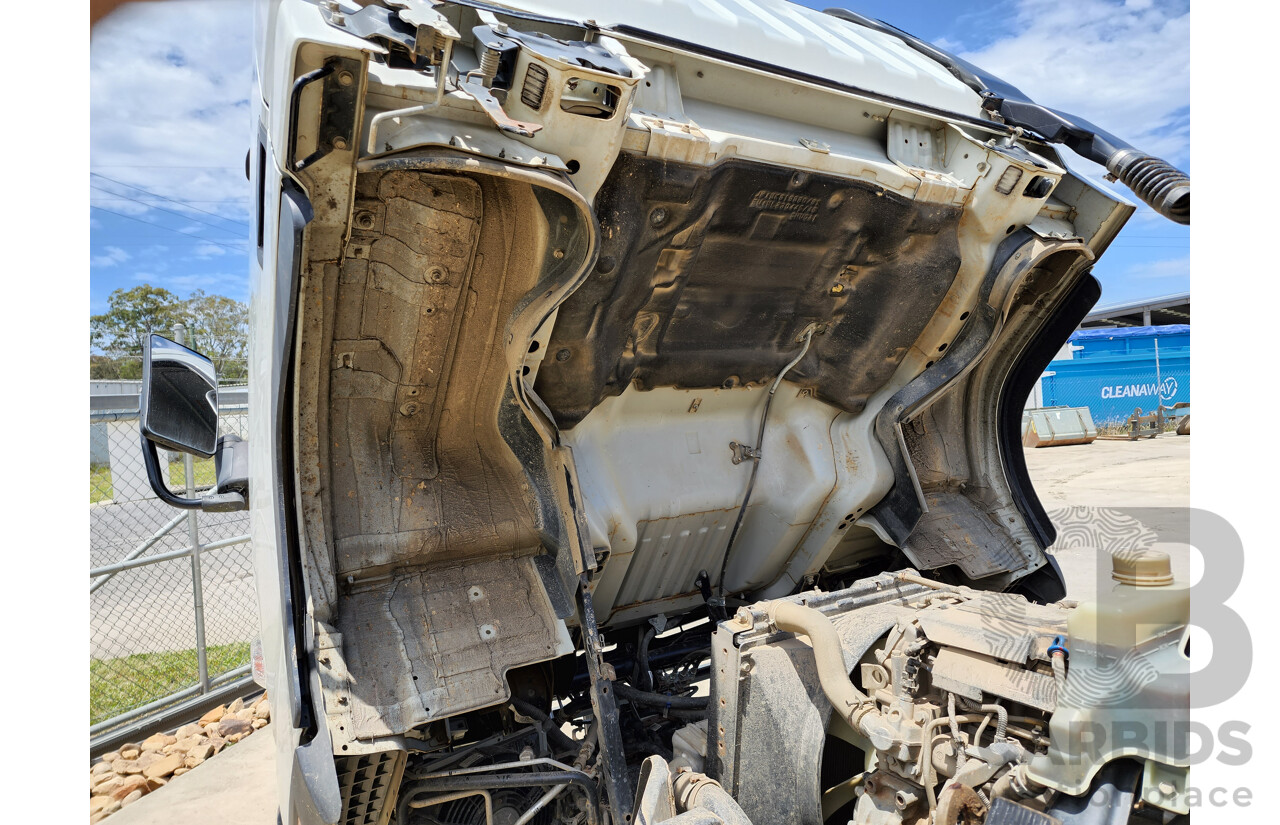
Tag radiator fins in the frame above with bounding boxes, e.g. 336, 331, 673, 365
337, 750, 405, 825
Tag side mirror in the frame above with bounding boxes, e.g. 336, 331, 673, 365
139, 334, 247, 512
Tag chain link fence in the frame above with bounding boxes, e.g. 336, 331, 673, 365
1040, 359, 1191, 426
90, 385, 258, 749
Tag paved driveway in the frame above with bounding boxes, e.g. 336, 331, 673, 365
90, 496, 258, 659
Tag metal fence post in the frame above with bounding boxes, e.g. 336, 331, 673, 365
174, 323, 210, 693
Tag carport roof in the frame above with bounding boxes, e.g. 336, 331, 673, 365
1080, 292, 1190, 328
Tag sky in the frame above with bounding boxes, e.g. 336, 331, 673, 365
88, 0, 1190, 315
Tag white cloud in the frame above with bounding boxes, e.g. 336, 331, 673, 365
91, 246, 131, 267
1122, 255, 1189, 280
193, 243, 229, 258
959, 0, 1189, 165
90, 0, 254, 226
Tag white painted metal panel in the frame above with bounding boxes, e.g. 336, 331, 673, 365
498, 0, 982, 114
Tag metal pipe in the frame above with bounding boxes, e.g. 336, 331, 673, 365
174, 323, 210, 694
980, 703, 1008, 741
401, 789, 493, 825
89, 666, 252, 737
87, 535, 249, 577
398, 769, 599, 825
412, 757, 580, 780
366, 36, 456, 153
514, 783, 565, 825
918, 713, 984, 810
896, 571, 954, 590
89, 512, 186, 593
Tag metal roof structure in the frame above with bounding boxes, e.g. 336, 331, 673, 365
1080, 292, 1190, 328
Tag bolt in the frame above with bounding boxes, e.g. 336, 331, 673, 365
1158, 782, 1176, 796
555, 348, 571, 362
649, 207, 668, 228
355, 211, 374, 229
332, 136, 348, 151
552, 248, 565, 259
427, 266, 447, 283
400, 402, 419, 416
338, 696, 348, 706
337, 70, 354, 87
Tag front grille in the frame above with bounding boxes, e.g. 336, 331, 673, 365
336, 750, 405, 825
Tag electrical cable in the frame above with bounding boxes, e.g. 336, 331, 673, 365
716, 325, 818, 596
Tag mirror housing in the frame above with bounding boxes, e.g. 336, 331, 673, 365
139, 334, 248, 512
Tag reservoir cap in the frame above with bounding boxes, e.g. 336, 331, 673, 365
1112, 549, 1175, 586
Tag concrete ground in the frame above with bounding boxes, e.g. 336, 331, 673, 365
104, 433, 1189, 823
1024, 432, 1191, 602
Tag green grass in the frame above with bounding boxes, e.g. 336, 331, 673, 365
90, 642, 251, 725
168, 457, 218, 489
89, 458, 216, 504
91, 464, 113, 504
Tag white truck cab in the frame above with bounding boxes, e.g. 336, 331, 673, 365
139, 3, 1190, 824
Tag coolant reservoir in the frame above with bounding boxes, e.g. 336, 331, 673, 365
1067, 549, 1190, 649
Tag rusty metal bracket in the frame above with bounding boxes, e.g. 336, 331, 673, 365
729, 440, 760, 465
458, 79, 543, 137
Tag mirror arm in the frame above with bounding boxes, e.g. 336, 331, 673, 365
140, 433, 247, 512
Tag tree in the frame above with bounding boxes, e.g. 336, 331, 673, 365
89, 354, 126, 380
183, 290, 250, 382
90, 285, 185, 379
88, 285, 250, 382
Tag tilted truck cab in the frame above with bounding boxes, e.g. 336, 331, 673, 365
140, 2, 1191, 824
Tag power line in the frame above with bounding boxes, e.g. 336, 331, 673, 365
87, 239, 250, 247
89, 185, 248, 239
89, 206, 248, 252
89, 173, 250, 230
92, 196, 249, 205
90, 164, 241, 169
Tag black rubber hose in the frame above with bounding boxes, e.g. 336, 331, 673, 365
638, 626, 657, 691
509, 697, 578, 755
1106, 150, 1190, 225
613, 682, 709, 711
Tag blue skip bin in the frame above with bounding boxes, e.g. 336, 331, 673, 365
1040, 325, 1189, 425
